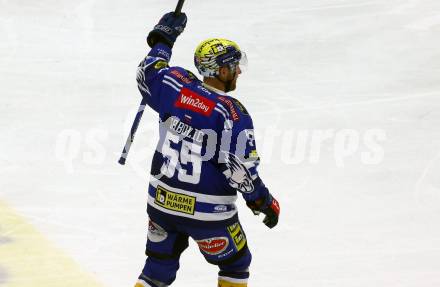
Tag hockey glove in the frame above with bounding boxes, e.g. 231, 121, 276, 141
147, 12, 187, 48
246, 193, 280, 229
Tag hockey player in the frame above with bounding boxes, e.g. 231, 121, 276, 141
134, 12, 280, 287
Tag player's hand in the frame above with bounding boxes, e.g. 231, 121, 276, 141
246, 194, 280, 229
147, 12, 187, 48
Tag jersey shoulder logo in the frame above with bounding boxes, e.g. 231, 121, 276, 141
175, 88, 216, 116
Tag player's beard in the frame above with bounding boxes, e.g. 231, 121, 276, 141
226, 70, 238, 92
228, 79, 237, 92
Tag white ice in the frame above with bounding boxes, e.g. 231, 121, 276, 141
1, 0, 440, 286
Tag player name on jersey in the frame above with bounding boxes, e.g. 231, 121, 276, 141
166, 116, 206, 143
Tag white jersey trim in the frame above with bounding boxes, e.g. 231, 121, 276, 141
214, 107, 233, 129
162, 80, 181, 92
216, 103, 230, 118
164, 75, 183, 88
202, 83, 227, 95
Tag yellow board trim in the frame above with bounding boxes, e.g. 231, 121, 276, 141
0, 201, 103, 287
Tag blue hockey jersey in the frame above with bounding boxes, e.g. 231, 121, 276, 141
137, 43, 270, 227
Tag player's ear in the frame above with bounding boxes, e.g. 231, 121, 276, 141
218, 66, 229, 80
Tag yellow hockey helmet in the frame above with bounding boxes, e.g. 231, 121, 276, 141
194, 38, 247, 77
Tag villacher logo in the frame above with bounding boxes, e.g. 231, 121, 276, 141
175, 88, 215, 116
196, 237, 229, 255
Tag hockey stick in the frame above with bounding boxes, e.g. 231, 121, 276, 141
118, 0, 186, 165
175, 0, 185, 15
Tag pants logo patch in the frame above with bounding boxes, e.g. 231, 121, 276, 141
147, 220, 168, 243
196, 237, 229, 255
227, 223, 246, 251
155, 186, 196, 215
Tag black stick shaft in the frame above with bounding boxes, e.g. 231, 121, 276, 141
118, 0, 186, 165
175, 0, 185, 15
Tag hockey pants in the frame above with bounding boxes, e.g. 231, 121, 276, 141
135, 216, 251, 287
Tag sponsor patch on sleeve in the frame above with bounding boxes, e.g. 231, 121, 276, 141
154, 60, 168, 70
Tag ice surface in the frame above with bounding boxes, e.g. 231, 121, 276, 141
1, 0, 440, 286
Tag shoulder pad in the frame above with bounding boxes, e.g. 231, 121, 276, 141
185, 69, 200, 81
230, 98, 249, 115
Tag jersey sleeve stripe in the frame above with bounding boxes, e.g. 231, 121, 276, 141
216, 103, 231, 118
214, 107, 233, 129
214, 107, 228, 120
163, 74, 184, 88
162, 80, 182, 93
137, 81, 152, 96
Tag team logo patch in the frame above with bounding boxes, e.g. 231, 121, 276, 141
147, 220, 168, 243
155, 185, 196, 215
227, 223, 246, 251
213, 205, 228, 212
222, 152, 254, 193
174, 88, 215, 116
196, 237, 229, 255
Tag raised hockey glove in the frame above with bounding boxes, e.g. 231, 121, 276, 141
147, 12, 187, 48
246, 193, 280, 229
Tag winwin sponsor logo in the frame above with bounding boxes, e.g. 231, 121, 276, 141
175, 88, 215, 116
